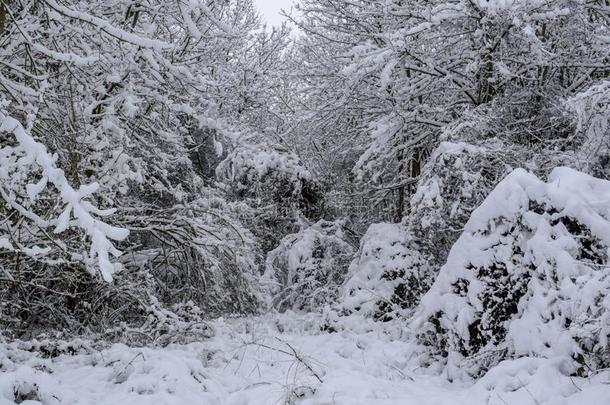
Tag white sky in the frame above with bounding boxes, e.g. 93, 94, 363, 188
253, 0, 295, 27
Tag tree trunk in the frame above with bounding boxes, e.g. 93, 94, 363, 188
396, 147, 422, 222
0, 2, 6, 35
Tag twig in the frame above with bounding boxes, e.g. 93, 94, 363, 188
517, 377, 540, 405
495, 392, 509, 405
570, 377, 582, 392
280, 339, 324, 384
245, 338, 324, 384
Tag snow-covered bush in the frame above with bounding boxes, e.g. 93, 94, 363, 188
341, 141, 527, 323
218, 143, 324, 254
217, 143, 323, 217
414, 167, 610, 376
263, 220, 356, 312
342, 223, 434, 321
104, 298, 215, 347
218, 144, 314, 196
409, 141, 523, 264
119, 195, 262, 316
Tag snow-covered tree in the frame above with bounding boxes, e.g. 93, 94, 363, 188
0, 0, 282, 336
289, 0, 610, 224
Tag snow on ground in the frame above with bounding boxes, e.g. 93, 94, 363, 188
1, 313, 609, 405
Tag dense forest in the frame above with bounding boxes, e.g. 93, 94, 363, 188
0, 1, 609, 404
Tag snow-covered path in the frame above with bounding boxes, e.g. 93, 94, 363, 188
2, 314, 609, 405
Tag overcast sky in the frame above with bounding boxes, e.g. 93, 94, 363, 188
253, 0, 295, 27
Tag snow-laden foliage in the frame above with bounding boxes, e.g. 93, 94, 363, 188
218, 143, 314, 200
414, 167, 610, 376
567, 80, 610, 180
290, 0, 609, 224
0, 112, 128, 282
263, 220, 355, 312
0, 0, 286, 337
408, 141, 525, 264
0, 0, 609, 398
341, 140, 528, 322
218, 143, 324, 254
0, 193, 260, 339
342, 223, 433, 321
119, 195, 262, 316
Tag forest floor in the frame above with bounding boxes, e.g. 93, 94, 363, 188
1, 313, 609, 405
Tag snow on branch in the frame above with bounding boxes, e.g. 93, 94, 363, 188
0, 112, 129, 282
566, 80, 610, 175
43, 0, 171, 51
